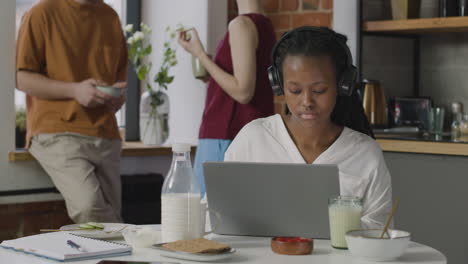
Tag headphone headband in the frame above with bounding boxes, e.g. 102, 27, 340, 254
268, 26, 357, 97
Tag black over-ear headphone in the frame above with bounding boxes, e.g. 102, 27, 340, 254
267, 26, 357, 97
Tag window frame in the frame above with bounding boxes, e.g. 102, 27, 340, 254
124, 0, 141, 141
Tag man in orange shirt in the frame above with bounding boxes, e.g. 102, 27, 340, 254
16, 0, 128, 223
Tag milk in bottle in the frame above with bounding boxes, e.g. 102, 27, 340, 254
161, 143, 202, 242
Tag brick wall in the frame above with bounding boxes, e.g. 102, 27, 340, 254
0, 201, 73, 242
228, 0, 334, 114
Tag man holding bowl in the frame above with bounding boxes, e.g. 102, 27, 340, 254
16, 0, 127, 223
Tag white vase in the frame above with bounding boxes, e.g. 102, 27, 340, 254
140, 91, 170, 146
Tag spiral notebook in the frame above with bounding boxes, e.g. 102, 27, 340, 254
0, 231, 132, 262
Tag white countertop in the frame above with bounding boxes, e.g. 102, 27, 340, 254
0, 233, 447, 264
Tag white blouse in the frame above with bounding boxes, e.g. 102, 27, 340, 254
224, 114, 392, 229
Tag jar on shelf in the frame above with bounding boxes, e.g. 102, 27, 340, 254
460, 114, 468, 135
439, 0, 457, 17
451, 102, 463, 140
459, 0, 468, 16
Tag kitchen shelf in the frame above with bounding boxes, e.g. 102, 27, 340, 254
363, 17, 468, 34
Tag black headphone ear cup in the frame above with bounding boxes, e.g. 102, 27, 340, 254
337, 65, 357, 96
268, 65, 284, 96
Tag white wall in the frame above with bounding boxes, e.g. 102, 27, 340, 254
142, 0, 227, 145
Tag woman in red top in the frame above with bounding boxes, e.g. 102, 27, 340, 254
178, 0, 276, 196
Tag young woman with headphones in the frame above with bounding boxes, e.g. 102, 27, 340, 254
224, 26, 392, 229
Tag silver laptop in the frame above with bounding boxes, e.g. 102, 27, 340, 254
203, 162, 340, 239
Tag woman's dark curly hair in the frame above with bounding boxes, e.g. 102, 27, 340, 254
275, 27, 374, 138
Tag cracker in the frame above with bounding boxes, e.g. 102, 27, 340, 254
162, 238, 230, 254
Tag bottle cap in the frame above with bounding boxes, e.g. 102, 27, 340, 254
172, 143, 191, 152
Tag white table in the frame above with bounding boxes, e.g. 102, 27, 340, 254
0, 233, 447, 264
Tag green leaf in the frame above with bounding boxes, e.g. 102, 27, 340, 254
144, 44, 152, 56
137, 64, 148, 80
128, 45, 137, 60
166, 76, 174, 84
155, 70, 167, 85
154, 71, 163, 85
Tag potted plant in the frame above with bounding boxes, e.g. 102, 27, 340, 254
15, 107, 26, 149
125, 23, 186, 145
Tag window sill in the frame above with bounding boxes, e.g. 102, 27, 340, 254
9, 142, 196, 162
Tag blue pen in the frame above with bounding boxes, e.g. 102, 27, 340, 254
67, 240, 87, 252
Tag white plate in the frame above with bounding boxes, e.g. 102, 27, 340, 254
151, 243, 236, 262
59, 223, 133, 239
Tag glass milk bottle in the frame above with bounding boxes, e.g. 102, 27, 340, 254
161, 143, 202, 242
328, 196, 363, 249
